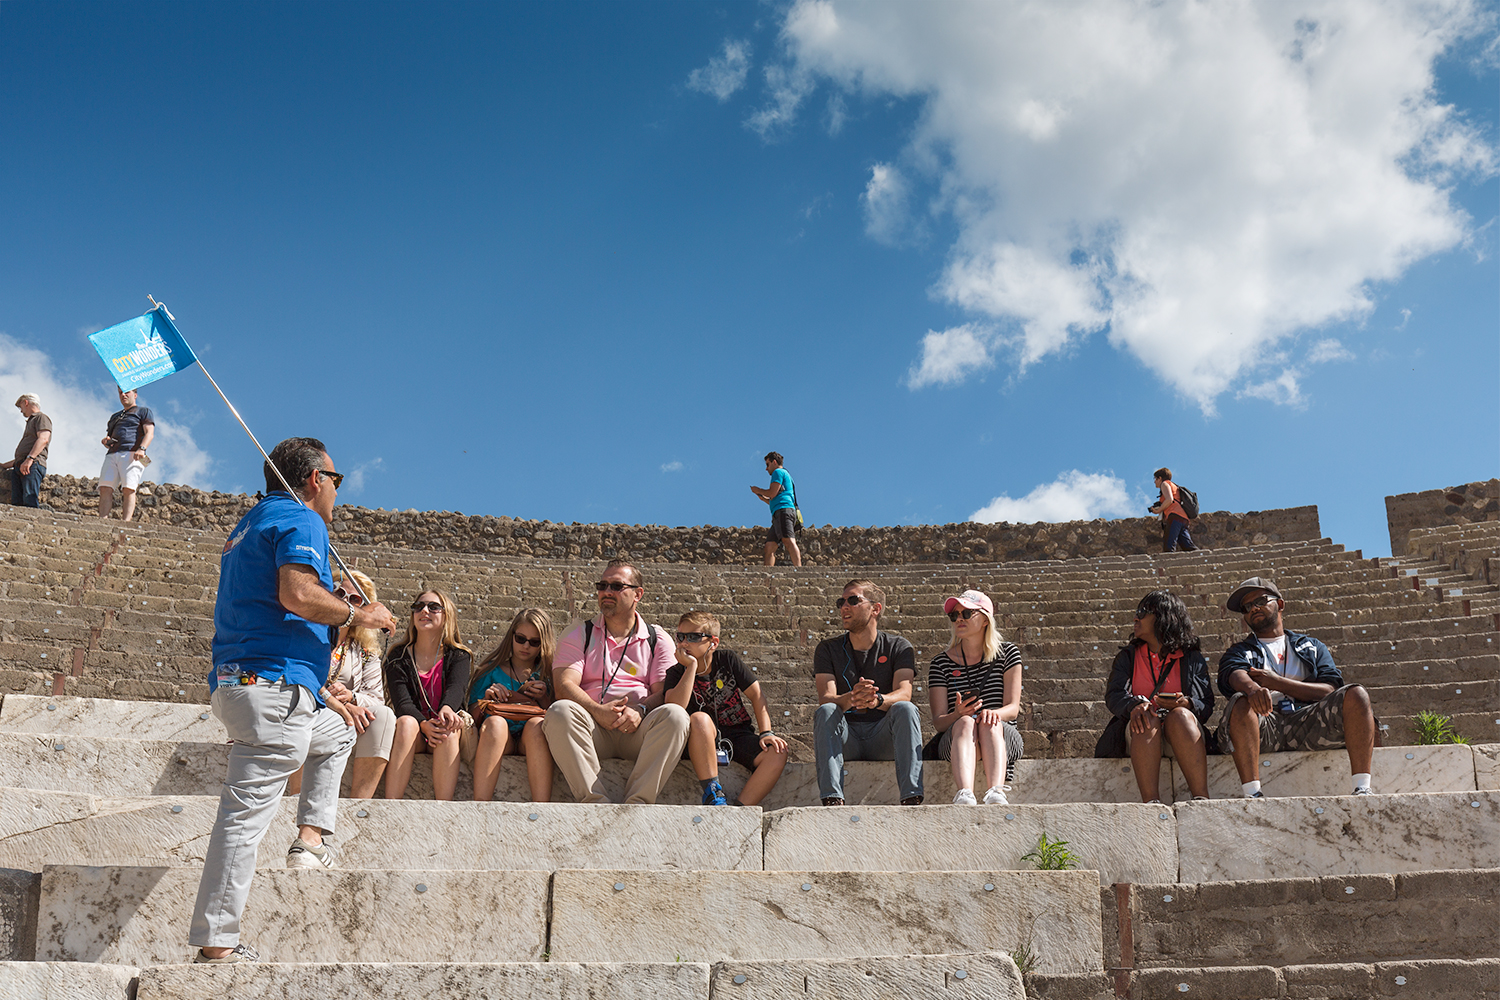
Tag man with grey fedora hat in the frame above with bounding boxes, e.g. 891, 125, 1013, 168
1215, 577, 1378, 798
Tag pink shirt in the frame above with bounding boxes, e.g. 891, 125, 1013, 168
418, 656, 445, 719
554, 614, 677, 704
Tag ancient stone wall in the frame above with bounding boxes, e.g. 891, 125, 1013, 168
4, 474, 1321, 565
1385, 479, 1500, 556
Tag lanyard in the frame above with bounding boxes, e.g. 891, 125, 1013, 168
600, 616, 638, 699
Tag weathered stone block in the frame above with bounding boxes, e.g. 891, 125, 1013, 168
762, 802, 1177, 886
0, 961, 138, 1000
1181, 745, 1477, 800
0, 868, 40, 961
549, 869, 1102, 976
37, 865, 548, 966
1175, 792, 1500, 882
136, 962, 709, 1000
1475, 743, 1500, 790
1132, 964, 1281, 999
709, 953, 1023, 999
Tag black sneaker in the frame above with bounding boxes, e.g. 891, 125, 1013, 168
900, 796, 924, 806
194, 943, 259, 964
821, 796, 844, 806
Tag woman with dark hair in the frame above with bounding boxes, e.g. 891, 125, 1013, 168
462, 608, 557, 802
1104, 590, 1213, 803
383, 588, 472, 800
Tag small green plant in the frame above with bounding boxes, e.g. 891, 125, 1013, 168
1412, 710, 1470, 745
1021, 832, 1079, 871
1009, 940, 1038, 978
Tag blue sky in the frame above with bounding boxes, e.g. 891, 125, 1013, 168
1, 1, 1495, 558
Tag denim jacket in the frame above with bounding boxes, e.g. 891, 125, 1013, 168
1217, 629, 1342, 710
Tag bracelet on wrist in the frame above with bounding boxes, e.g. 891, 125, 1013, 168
340, 601, 356, 629
758, 730, 775, 739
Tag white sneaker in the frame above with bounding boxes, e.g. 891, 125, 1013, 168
952, 788, 978, 805
982, 786, 1009, 806
287, 838, 337, 869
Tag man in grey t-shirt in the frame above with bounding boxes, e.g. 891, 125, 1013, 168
3, 394, 51, 508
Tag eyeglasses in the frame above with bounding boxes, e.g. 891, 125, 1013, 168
1240, 594, 1278, 611
513, 634, 542, 648
947, 608, 982, 622
316, 469, 344, 488
675, 631, 715, 644
835, 595, 871, 609
410, 601, 444, 613
595, 580, 641, 592
333, 586, 367, 607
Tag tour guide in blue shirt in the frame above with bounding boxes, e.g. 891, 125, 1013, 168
190, 437, 397, 964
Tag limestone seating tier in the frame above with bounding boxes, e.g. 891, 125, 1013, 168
133, 955, 1026, 1000
1117, 959, 1498, 1000
35, 864, 1096, 975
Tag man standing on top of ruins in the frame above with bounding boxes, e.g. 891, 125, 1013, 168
98, 386, 154, 522
543, 559, 690, 802
3, 393, 51, 508
1216, 577, 1378, 798
1148, 467, 1197, 553
751, 451, 802, 567
190, 436, 398, 963
812, 579, 924, 805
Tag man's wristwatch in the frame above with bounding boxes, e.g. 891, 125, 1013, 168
875, 692, 886, 710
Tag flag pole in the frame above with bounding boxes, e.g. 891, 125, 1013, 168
147, 296, 371, 606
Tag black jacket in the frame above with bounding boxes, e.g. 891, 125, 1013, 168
385, 643, 472, 722
1104, 640, 1214, 726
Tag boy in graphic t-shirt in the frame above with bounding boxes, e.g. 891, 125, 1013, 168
663, 611, 787, 806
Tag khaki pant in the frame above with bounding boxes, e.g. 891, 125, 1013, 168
543, 700, 689, 803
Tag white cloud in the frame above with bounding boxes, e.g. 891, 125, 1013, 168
1306, 338, 1354, 364
660, 460, 683, 473
970, 470, 1136, 524
905, 323, 996, 388
341, 456, 385, 497
1240, 371, 1305, 407
766, 0, 1496, 410
688, 39, 752, 102
0, 333, 213, 487
861, 162, 911, 245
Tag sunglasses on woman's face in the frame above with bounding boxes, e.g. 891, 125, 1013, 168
947, 608, 981, 622
411, 601, 444, 614
513, 634, 542, 648
333, 586, 367, 607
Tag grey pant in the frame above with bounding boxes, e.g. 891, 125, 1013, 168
190, 678, 355, 947
814, 701, 924, 801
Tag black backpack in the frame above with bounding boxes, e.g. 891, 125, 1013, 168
1175, 484, 1199, 519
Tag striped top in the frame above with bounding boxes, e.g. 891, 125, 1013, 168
928, 641, 1023, 717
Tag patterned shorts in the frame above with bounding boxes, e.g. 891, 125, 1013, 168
1217, 684, 1365, 754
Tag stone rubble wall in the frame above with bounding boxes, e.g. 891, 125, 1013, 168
4, 474, 1321, 565
1385, 479, 1500, 556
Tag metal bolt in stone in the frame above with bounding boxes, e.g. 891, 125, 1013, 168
171, 805, 183, 814
415, 884, 428, 893
982, 884, 995, 892
800, 883, 812, 892
356, 810, 369, 818
614, 882, 625, 892
954, 970, 968, 980
733, 975, 748, 985
1163, 895, 1173, 902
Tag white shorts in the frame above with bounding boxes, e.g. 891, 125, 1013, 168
100, 451, 146, 491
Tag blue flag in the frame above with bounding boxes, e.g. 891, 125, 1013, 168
88, 307, 199, 391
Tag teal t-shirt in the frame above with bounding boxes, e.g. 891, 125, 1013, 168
470, 664, 529, 735
768, 468, 796, 512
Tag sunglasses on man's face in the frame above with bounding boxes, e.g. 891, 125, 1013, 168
333, 586, 367, 607
1240, 595, 1278, 612
513, 634, 542, 648
411, 601, 444, 613
835, 595, 870, 609
595, 580, 640, 593
947, 608, 981, 622
316, 469, 344, 488
675, 631, 715, 644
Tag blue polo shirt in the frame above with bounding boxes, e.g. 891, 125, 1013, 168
768, 468, 796, 512
210, 492, 332, 703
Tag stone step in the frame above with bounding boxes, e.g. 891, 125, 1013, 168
1117, 959, 1498, 1000
0, 961, 139, 1000
134, 955, 1024, 1000
38, 864, 1093, 974
1122, 869, 1498, 970
0, 791, 761, 873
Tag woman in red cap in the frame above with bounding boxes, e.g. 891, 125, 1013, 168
926, 589, 1024, 805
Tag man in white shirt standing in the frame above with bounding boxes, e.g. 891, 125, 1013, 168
543, 559, 690, 803
1215, 577, 1378, 798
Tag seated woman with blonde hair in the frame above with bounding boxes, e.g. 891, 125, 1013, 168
286, 568, 396, 799
383, 588, 472, 800
927, 589, 1024, 806
462, 608, 557, 802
